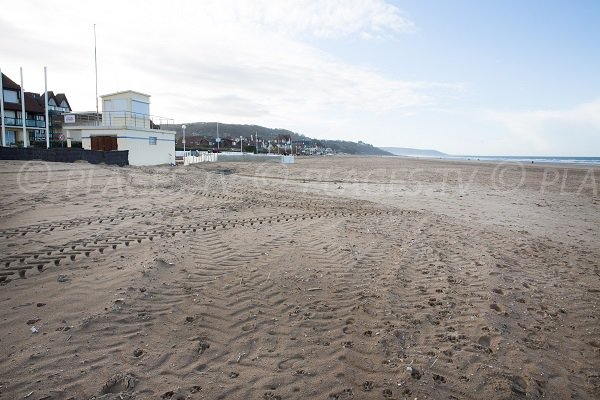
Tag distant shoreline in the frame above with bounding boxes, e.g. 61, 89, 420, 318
381, 154, 600, 166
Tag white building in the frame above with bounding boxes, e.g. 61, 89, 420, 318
64, 90, 176, 166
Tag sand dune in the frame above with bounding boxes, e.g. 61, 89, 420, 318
0, 157, 598, 399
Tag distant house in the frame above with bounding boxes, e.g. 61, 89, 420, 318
275, 134, 291, 144
196, 136, 213, 147
221, 137, 235, 148
177, 134, 213, 149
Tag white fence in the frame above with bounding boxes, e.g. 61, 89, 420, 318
183, 153, 218, 165
182, 153, 295, 166
217, 154, 295, 164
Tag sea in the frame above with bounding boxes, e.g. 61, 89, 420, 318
450, 155, 600, 165
401, 155, 600, 165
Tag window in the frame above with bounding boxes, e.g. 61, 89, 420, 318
3, 110, 16, 126
104, 99, 127, 112
149, 136, 157, 145
33, 130, 45, 141
6, 130, 16, 145
3, 90, 18, 103
132, 100, 149, 116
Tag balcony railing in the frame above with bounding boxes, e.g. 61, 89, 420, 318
25, 120, 46, 128
1, 117, 46, 128
63, 111, 174, 130
2, 117, 19, 126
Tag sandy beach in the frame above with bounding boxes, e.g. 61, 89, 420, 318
0, 156, 598, 399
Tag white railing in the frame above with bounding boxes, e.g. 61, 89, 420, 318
102, 111, 174, 129
184, 153, 218, 165
182, 153, 295, 166
62, 111, 174, 129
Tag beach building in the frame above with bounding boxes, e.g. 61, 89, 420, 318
63, 90, 176, 166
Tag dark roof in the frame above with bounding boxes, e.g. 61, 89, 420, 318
24, 92, 45, 113
1, 73, 20, 90
54, 93, 71, 111
28, 92, 44, 106
45, 91, 54, 104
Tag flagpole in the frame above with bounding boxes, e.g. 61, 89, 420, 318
94, 24, 99, 125
44, 66, 50, 148
0, 67, 5, 147
20, 67, 27, 148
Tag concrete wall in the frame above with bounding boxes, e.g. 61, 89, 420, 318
67, 129, 83, 146
117, 129, 175, 166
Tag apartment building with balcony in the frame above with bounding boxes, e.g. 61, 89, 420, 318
1, 73, 71, 146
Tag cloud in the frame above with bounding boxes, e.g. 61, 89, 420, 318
0, 0, 459, 139
484, 100, 600, 155
240, 0, 415, 38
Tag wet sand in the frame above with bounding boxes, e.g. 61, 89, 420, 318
0, 156, 598, 399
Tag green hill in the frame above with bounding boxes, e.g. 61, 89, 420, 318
163, 122, 308, 142
162, 122, 392, 155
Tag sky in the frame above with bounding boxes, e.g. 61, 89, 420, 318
1, 0, 599, 156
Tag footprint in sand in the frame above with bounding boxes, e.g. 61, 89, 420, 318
197, 339, 210, 354
490, 303, 508, 316
361, 381, 374, 391
100, 373, 136, 395
132, 348, 144, 357
263, 392, 282, 400
478, 335, 491, 347
328, 388, 353, 399
511, 376, 528, 395
342, 326, 354, 334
